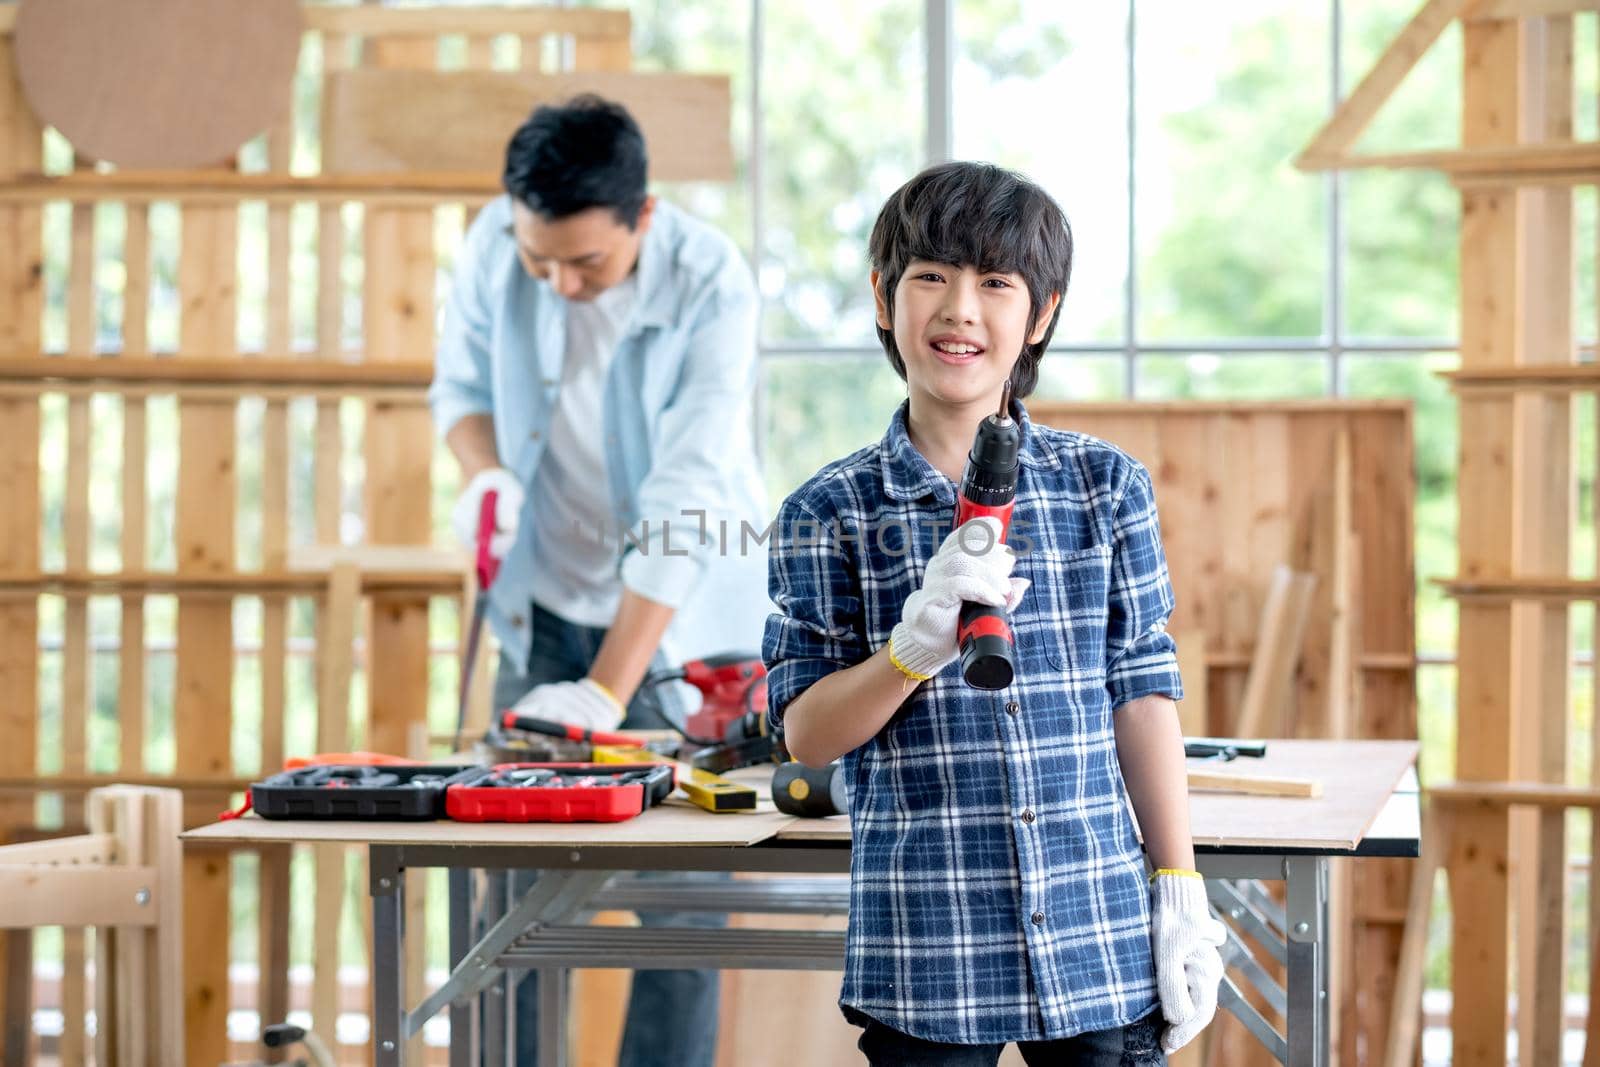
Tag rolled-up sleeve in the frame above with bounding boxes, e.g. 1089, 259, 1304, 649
621, 261, 760, 609
429, 205, 499, 438
762, 495, 866, 730
1104, 462, 1185, 709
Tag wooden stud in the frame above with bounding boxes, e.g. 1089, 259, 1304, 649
57, 183, 94, 1067
361, 35, 440, 1063
120, 204, 148, 783
311, 561, 357, 1048
257, 92, 296, 1062
1450, 15, 1525, 1062
174, 193, 238, 1067
1383, 803, 1445, 1067
1235, 565, 1317, 738
0, 28, 41, 1064
1511, 15, 1574, 1066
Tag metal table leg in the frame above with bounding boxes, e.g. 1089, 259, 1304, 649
372, 846, 405, 1067
449, 867, 475, 1067
536, 966, 567, 1067
483, 870, 510, 1065
1285, 856, 1329, 1067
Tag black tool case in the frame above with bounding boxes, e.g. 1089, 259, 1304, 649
251, 764, 473, 820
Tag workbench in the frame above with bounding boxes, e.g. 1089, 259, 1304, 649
184, 739, 1420, 1067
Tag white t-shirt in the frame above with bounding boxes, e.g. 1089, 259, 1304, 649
529, 275, 638, 627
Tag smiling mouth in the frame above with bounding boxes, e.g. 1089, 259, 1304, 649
930, 339, 985, 363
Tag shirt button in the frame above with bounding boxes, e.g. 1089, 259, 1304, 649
529, 431, 540, 441
511, 614, 525, 628
1031, 911, 1045, 926
1005, 700, 1020, 717
1021, 809, 1036, 824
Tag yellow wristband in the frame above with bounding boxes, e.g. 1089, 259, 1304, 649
585, 677, 625, 715
887, 637, 934, 683
1150, 867, 1204, 882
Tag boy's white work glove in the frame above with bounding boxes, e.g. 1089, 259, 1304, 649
1150, 869, 1227, 1052
887, 517, 1029, 680
509, 678, 625, 733
451, 467, 524, 558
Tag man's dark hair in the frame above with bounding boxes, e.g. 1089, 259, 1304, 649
502, 94, 649, 227
868, 161, 1073, 398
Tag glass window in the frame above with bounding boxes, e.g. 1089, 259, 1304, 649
954, 0, 1128, 345
1137, 352, 1328, 399
763, 355, 910, 502
757, 0, 925, 347
1134, 1, 1328, 341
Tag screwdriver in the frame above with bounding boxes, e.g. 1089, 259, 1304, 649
500, 710, 638, 748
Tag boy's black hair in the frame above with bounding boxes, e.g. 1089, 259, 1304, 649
502, 94, 649, 227
868, 161, 1073, 398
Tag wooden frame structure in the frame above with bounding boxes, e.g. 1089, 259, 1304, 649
0, 3, 732, 1063
1028, 400, 1416, 1067
1298, 1, 1590, 1063
0, 786, 183, 1067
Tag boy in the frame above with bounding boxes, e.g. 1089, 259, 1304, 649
762, 162, 1225, 1064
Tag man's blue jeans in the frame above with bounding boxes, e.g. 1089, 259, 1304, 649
491, 602, 723, 1067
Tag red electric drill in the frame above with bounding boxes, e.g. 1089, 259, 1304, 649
955, 383, 1021, 690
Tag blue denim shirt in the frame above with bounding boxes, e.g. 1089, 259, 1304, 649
430, 196, 771, 666
763, 401, 1184, 1044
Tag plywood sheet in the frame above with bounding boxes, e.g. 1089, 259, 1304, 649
322, 69, 732, 181
775, 741, 1419, 852
183, 805, 798, 849
12, 0, 301, 168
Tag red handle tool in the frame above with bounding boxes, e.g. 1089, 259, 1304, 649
499, 711, 640, 749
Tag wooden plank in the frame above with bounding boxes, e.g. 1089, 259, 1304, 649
1382, 804, 1445, 1067
303, 6, 631, 39
0, 169, 505, 206
120, 204, 148, 780
0, 355, 433, 390
312, 561, 357, 1049
258, 100, 295, 1061
174, 195, 237, 1067
1514, 16, 1574, 1065
1303, 139, 1600, 179
361, 38, 440, 1063
1296, 0, 1470, 167
1235, 566, 1316, 738
322, 69, 732, 181
0, 833, 115, 866
1185, 769, 1322, 798
0, 31, 40, 1064
0, 569, 464, 595
0, 866, 161, 928
1469, 0, 1597, 19
58, 184, 96, 1067
1450, 16, 1524, 1062
573, 35, 632, 73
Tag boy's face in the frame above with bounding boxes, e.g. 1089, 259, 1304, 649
874, 260, 1059, 410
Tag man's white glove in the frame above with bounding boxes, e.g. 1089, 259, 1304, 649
451, 467, 524, 559
1150, 870, 1227, 1052
887, 517, 1029, 680
509, 678, 625, 733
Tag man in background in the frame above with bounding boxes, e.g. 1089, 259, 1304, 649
429, 94, 767, 1067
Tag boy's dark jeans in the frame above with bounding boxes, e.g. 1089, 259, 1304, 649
489, 603, 723, 1067
843, 1006, 1167, 1067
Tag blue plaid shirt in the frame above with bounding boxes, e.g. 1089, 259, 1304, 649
763, 400, 1184, 1044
